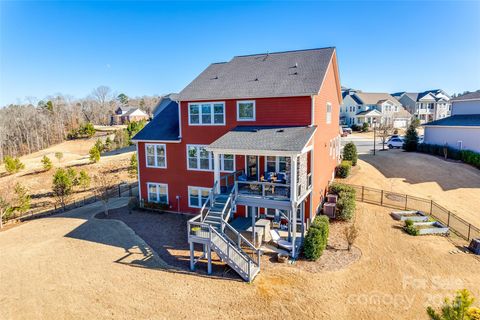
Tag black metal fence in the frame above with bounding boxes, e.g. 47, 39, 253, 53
345, 183, 480, 242
3, 182, 137, 226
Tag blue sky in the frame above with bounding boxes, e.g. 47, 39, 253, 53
1, 1, 479, 106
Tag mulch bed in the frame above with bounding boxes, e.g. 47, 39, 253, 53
295, 220, 362, 273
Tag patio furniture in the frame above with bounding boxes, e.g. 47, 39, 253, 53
269, 229, 293, 251
255, 219, 271, 242
276, 172, 286, 184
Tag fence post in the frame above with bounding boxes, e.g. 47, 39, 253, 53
429, 200, 433, 215
380, 190, 384, 206
361, 186, 365, 202
129, 184, 132, 197
447, 211, 450, 227
405, 195, 408, 210
118, 185, 121, 197
467, 224, 471, 241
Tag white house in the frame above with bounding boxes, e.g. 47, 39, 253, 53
392, 89, 451, 124
423, 91, 480, 152
341, 89, 411, 128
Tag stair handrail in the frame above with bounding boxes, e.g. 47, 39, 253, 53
222, 219, 261, 267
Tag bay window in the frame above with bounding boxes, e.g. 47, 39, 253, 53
188, 102, 225, 125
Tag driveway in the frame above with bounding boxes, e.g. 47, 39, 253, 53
341, 132, 385, 155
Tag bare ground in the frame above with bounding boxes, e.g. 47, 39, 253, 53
343, 149, 480, 227
1, 199, 479, 320
0, 136, 135, 215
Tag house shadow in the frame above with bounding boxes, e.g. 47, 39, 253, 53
101, 145, 135, 158
358, 152, 480, 191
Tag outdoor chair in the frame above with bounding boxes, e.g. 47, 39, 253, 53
269, 229, 293, 251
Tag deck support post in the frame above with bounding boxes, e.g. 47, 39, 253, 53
207, 244, 212, 275
291, 203, 297, 258
213, 152, 221, 194
189, 242, 195, 271
251, 207, 256, 247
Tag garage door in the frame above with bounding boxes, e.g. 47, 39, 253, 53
393, 119, 407, 128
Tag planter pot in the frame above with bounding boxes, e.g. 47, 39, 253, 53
413, 221, 449, 235
391, 210, 429, 222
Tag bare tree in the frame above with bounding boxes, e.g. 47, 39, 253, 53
377, 123, 394, 150
91, 86, 112, 108
92, 171, 118, 216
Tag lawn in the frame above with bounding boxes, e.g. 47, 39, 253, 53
1, 199, 479, 319
344, 149, 480, 227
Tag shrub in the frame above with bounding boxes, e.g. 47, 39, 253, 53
143, 201, 169, 211
77, 170, 91, 191
329, 183, 356, 221
461, 150, 480, 169
41, 155, 53, 171
335, 160, 352, 178
4, 156, 25, 174
404, 219, 419, 236
126, 120, 146, 140
403, 123, 418, 152
361, 122, 369, 132
54, 152, 63, 163
13, 183, 30, 215
52, 168, 74, 209
343, 142, 358, 166
417, 144, 480, 169
344, 224, 359, 251
304, 215, 329, 261
89, 146, 101, 163
350, 124, 361, 132
104, 136, 113, 151
427, 289, 476, 320
67, 123, 96, 139
128, 197, 139, 213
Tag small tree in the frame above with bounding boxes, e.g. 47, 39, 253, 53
378, 124, 394, 150
129, 153, 138, 177
13, 183, 30, 216
4, 156, 25, 174
344, 223, 359, 251
343, 142, 358, 166
411, 117, 421, 129
94, 139, 104, 153
361, 122, 369, 132
117, 93, 129, 105
89, 146, 101, 163
0, 186, 14, 229
403, 123, 419, 152
67, 168, 78, 187
78, 170, 91, 191
52, 168, 74, 210
55, 152, 63, 163
104, 136, 113, 151
41, 155, 53, 171
92, 171, 117, 216
427, 289, 476, 320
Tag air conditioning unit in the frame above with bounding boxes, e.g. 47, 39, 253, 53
327, 194, 338, 204
323, 202, 336, 219
469, 238, 480, 255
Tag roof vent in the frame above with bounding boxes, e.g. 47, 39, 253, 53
254, 77, 259, 81
212, 75, 218, 80
276, 129, 284, 133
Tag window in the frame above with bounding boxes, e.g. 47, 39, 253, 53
147, 183, 168, 204
237, 100, 255, 121
145, 144, 167, 168
186, 145, 234, 172
188, 102, 225, 125
188, 186, 210, 208
265, 156, 288, 173
326, 102, 332, 124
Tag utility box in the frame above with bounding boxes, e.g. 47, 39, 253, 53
469, 238, 480, 255
327, 194, 338, 204
323, 202, 336, 219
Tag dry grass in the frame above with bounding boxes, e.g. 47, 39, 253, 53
343, 149, 480, 227
0, 137, 135, 214
1, 200, 479, 320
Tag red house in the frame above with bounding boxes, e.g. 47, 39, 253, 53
132, 48, 342, 281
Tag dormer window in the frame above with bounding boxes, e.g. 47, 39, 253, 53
237, 100, 256, 121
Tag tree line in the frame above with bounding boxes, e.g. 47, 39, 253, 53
0, 86, 160, 159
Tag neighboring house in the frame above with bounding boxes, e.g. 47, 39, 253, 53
110, 106, 149, 125
152, 93, 179, 118
423, 91, 480, 152
340, 89, 411, 128
392, 89, 451, 123
132, 47, 342, 281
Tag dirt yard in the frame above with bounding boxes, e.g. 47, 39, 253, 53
343, 149, 480, 227
1, 199, 479, 320
0, 135, 135, 215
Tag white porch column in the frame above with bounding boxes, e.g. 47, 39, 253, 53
290, 155, 298, 202
291, 202, 297, 258
213, 152, 220, 193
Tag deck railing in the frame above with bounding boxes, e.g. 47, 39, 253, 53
235, 181, 290, 201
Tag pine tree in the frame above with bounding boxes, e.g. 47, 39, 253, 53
129, 153, 138, 177
89, 146, 101, 163
403, 123, 419, 152
13, 183, 30, 215
427, 289, 476, 320
52, 168, 73, 209
41, 155, 53, 171
78, 170, 91, 191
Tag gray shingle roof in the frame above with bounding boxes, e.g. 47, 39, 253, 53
354, 93, 401, 107
207, 126, 317, 153
452, 91, 480, 101
423, 114, 480, 127
131, 100, 180, 141
177, 48, 335, 101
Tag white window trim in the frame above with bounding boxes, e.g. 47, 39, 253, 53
188, 102, 226, 126
188, 186, 211, 208
326, 102, 332, 124
145, 143, 167, 168
147, 182, 168, 204
264, 156, 287, 173
236, 100, 256, 121
186, 144, 235, 172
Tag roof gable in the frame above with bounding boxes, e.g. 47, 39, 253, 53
177, 47, 336, 101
